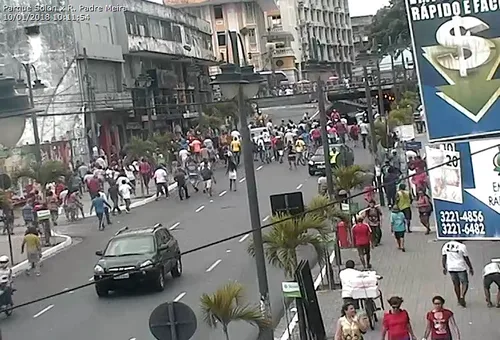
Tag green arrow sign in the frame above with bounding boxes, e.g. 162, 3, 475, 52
281, 281, 301, 298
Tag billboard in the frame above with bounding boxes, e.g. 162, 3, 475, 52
428, 139, 500, 239
406, 1, 500, 142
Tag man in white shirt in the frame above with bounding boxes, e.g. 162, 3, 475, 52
98, 189, 112, 224
118, 179, 132, 213
284, 130, 295, 145
483, 260, 500, 307
442, 240, 474, 307
153, 167, 169, 200
178, 148, 190, 168
359, 121, 369, 149
339, 260, 363, 308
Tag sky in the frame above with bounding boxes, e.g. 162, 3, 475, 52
348, 0, 390, 17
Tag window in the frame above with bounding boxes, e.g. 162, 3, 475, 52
172, 25, 182, 42
150, 19, 161, 39
136, 15, 149, 36
244, 3, 256, 23
162, 21, 173, 41
103, 26, 110, 43
86, 23, 91, 40
125, 12, 136, 35
184, 27, 192, 45
107, 73, 116, 91
248, 28, 256, 45
96, 25, 101, 42
104, 236, 155, 256
213, 5, 223, 20
217, 32, 226, 46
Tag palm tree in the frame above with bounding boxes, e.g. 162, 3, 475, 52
200, 281, 270, 340
332, 165, 366, 197
124, 136, 156, 161
307, 195, 349, 224
14, 160, 68, 197
248, 213, 328, 277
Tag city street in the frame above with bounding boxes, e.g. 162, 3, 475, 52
0, 110, 373, 340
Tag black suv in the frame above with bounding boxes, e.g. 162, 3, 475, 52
93, 224, 182, 297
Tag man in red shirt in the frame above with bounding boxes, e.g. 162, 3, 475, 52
352, 216, 372, 269
86, 174, 100, 199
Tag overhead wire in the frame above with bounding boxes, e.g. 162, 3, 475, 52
1, 141, 493, 313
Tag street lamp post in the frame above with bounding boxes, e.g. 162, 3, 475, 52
136, 74, 154, 138
357, 51, 386, 206
211, 61, 273, 340
23, 62, 43, 163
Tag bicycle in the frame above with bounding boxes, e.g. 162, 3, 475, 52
353, 275, 384, 330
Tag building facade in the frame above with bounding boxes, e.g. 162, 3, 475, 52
0, 0, 215, 161
166, 0, 277, 74
276, 0, 355, 81
351, 15, 373, 55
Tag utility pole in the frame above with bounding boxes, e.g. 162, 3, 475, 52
317, 79, 342, 266
374, 62, 387, 207
83, 48, 98, 152
363, 66, 378, 163
24, 63, 42, 163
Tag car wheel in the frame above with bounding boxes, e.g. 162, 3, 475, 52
308, 169, 315, 176
153, 269, 165, 292
171, 258, 183, 278
95, 284, 109, 297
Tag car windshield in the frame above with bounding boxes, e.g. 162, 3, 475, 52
315, 148, 324, 156
104, 236, 155, 257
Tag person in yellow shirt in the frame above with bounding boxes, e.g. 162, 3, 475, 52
295, 137, 306, 165
21, 227, 42, 276
230, 137, 241, 165
396, 183, 412, 233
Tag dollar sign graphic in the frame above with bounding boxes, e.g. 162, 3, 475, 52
435, 16, 493, 78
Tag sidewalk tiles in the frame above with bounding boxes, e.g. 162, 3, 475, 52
275, 208, 499, 340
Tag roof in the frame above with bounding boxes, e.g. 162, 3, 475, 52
114, 226, 158, 238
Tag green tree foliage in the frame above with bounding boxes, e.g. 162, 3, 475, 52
200, 281, 270, 340
307, 195, 349, 223
124, 136, 156, 160
332, 165, 367, 195
204, 102, 239, 129
14, 160, 68, 188
370, 0, 411, 55
247, 213, 328, 277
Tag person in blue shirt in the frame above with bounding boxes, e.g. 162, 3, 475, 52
90, 195, 111, 230
390, 206, 407, 252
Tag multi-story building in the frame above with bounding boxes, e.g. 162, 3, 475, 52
276, 0, 355, 81
165, 0, 278, 74
351, 15, 373, 55
0, 0, 215, 160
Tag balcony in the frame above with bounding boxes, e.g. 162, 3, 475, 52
273, 47, 295, 57
94, 91, 133, 111
266, 25, 295, 40
128, 36, 215, 62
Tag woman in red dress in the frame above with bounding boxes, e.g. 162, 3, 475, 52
381, 296, 417, 340
423, 296, 460, 340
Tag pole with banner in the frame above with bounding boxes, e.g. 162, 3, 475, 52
405, 1, 500, 142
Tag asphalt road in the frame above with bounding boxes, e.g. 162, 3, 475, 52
2, 110, 372, 340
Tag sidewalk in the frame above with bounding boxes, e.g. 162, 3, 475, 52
276, 207, 499, 340
0, 234, 65, 266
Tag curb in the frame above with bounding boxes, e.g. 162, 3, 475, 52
12, 232, 73, 276
11, 183, 178, 276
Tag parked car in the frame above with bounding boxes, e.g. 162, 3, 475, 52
93, 224, 182, 297
308, 143, 354, 175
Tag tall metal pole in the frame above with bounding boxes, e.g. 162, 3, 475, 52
83, 48, 98, 151
317, 79, 341, 266
238, 87, 273, 340
363, 66, 378, 162
146, 86, 153, 138
373, 64, 387, 207
24, 63, 42, 163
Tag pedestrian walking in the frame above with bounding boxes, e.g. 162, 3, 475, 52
363, 200, 382, 246
383, 168, 399, 208
482, 259, 500, 307
174, 166, 190, 200
359, 120, 369, 149
390, 206, 407, 252
352, 216, 372, 269
416, 189, 432, 234
98, 189, 112, 225
226, 159, 238, 191
90, 194, 111, 230
200, 161, 215, 197
46, 191, 59, 226
334, 301, 369, 340
153, 165, 170, 200
423, 295, 460, 340
118, 180, 132, 213
442, 240, 474, 307
108, 181, 121, 215
21, 227, 42, 276
381, 296, 417, 340
395, 183, 412, 232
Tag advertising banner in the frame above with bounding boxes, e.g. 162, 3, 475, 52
406, 1, 500, 142
429, 139, 500, 239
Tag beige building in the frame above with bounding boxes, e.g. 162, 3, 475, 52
165, 0, 278, 74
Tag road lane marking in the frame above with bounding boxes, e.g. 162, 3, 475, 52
195, 205, 205, 213
262, 215, 270, 222
206, 259, 222, 272
33, 305, 54, 318
219, 190, 227, 197
88, 277, 94, 282
226, 249, 231, 253
296, 184, 303, 190
256, 165, 263, 171
169, 222, 180, 230
173, 292, 187, 302
239, 177, 246, 183
63, 288, 74, 294
238, 234, 250, 243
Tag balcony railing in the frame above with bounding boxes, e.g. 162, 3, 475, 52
273, 47, 295, 57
